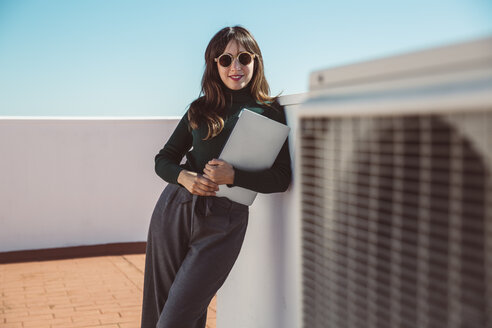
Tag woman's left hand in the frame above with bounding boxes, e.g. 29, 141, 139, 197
203, 159, 235, 185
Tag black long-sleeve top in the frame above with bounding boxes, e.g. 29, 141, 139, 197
154, 87, 292, 194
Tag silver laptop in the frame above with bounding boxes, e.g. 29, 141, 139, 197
215, 109, 290, 205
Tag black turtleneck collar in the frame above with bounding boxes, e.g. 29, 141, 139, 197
225, 85, 254, 104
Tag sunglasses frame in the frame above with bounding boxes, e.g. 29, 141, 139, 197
214, 51, 256, 68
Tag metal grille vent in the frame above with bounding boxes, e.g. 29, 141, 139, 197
300, 112, 492, 328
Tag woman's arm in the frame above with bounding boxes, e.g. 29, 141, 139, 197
204, 103, 292, 194
154, 114, 193, 184
177, 170, 218, 196
203, 139, 291, 193
155, 113, 218, 195
203, 159, 235, 185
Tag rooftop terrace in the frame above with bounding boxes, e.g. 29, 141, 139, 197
0, 255, 217, 328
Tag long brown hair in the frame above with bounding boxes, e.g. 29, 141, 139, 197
188, 26, 277, 140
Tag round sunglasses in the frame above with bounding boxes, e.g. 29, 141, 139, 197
214, 51, 256, 68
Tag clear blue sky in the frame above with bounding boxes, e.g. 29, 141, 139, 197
0, 0, 491, 117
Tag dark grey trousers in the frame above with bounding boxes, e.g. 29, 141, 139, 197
141, 183, 249, 328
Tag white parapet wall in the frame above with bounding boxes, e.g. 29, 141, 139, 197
0, 117, 180, 252
217, 94, 306, 328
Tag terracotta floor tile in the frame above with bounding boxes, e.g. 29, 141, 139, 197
1, 308, 29, 317
70, 316, 101, 326
98, 312, 122, 324
0, 254, 217, 327
3, 314, 25, 323
118, 322, 140, 328
22, 321, 51, 328
1, 322, 23, 328
98, 305, 125, 314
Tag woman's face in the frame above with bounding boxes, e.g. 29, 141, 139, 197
216, 40, 254, 91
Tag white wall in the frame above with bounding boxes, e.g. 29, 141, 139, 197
0, 117, 179, 252
217, 97, 305, 328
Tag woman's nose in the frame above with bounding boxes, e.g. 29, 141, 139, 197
231, 57, 242, 70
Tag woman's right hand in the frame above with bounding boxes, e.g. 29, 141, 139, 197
177, 170, 219, 196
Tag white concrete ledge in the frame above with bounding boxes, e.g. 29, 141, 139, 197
0, 118, 180, 252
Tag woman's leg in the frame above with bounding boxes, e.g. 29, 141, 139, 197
156, 196, 249, 328
141, 184, 194, 327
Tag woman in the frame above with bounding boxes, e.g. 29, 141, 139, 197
141, 26, 291, 328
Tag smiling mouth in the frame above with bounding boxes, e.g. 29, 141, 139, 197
229, 75, 243, 81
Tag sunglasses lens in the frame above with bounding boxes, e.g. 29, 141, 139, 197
238, 53, 252, 65
218, 54, 232, 67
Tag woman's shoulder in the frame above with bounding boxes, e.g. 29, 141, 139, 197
253, 98, 286, 123
190, 95, 206, 108
186, 96, 207, 122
